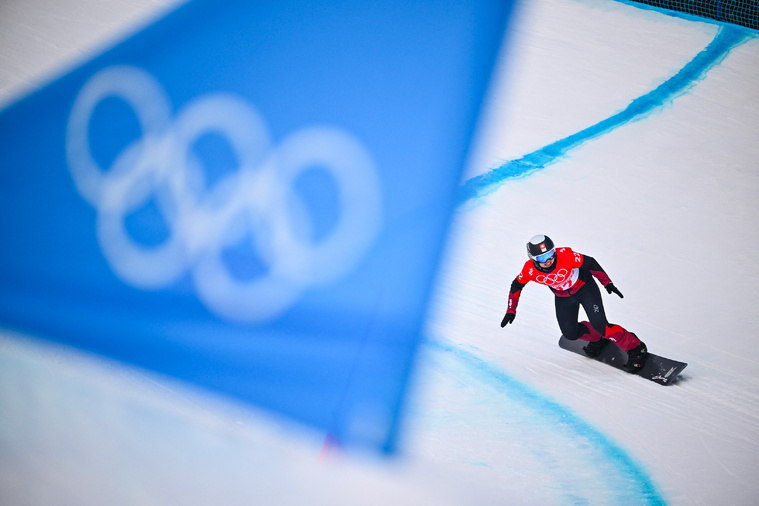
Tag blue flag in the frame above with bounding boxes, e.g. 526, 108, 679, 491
0, 0, 514, 452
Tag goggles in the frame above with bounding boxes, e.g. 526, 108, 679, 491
533, 249, 555, 264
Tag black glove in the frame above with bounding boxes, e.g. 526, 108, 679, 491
501, 312, 515, 327
605, 283, 624, 298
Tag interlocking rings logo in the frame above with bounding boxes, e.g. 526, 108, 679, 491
66, 66, 382, 322
535, 268, 578, 291
536, 269, 569, 286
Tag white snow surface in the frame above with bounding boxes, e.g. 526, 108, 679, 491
2, 0, 759, 504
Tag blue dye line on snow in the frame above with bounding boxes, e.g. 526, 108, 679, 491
428, 339, 666, 505
456, 25, 753, 205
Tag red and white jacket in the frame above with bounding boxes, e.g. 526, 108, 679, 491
506, 247, 612, 315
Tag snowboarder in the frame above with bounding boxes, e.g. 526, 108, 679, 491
500, 234, 648, 372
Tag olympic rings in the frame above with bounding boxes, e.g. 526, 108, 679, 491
66, 65, 382, 322
536, 268, 578, 291
536, 269, 568, 286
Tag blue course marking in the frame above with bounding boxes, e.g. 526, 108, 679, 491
426, 339, 666, 505
456, 25, 753, 205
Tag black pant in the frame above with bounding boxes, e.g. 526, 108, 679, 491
555, 279, 608, 341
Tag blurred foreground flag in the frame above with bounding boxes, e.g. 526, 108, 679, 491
0, 0, 515, 452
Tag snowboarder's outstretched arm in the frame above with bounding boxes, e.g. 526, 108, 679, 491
580, 255, 623, 298
501, 277, 526, 327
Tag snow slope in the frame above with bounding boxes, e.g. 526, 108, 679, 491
1, 0, 758, 504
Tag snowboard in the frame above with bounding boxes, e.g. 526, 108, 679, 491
558, 336, 687, 385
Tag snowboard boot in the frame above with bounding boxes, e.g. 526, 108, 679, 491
582, 338, 609, 358
624, 340, 648, 373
